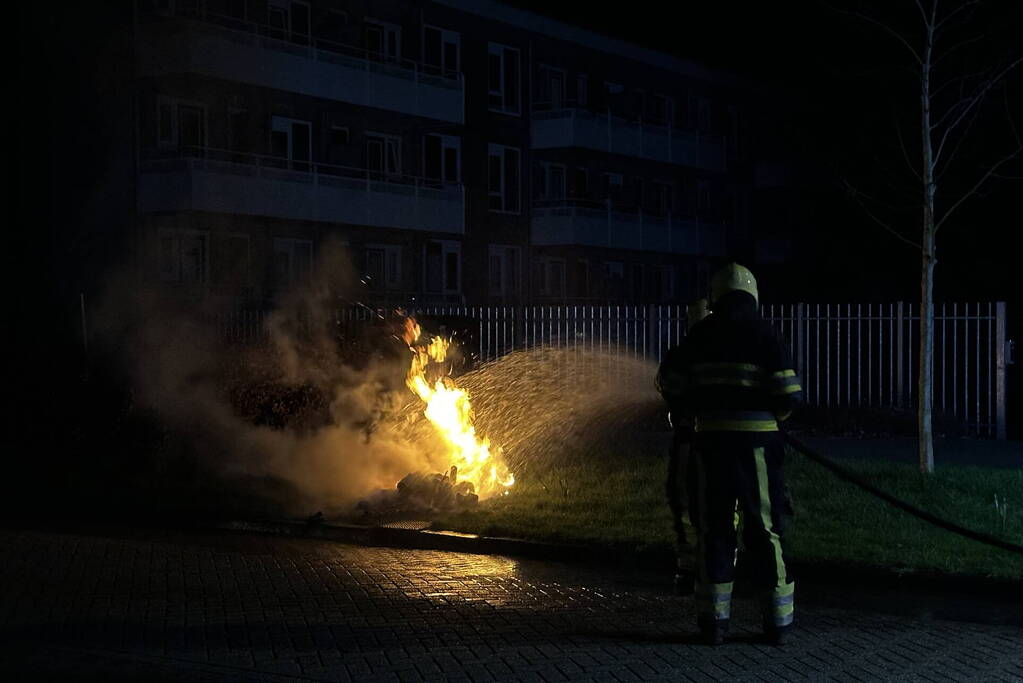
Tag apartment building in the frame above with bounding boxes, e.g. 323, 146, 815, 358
125, 0, 773, 308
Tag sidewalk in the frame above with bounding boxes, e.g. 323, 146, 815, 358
796, 436, 1023, 468
3, 526, 1021, 682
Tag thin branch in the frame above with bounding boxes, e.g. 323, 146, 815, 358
935, 96, 983, 177
933, 55, 1023, 166
824, 3, 924, 65
935, 146, 1023, 232
935, 0, 982, 31
895, 109, 922, 181
930, 68, 993, 98
841, 180, 923, 250
914, 0, 930, 28
931, 34, 985, 67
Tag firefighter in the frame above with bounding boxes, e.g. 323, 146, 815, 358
657, 298, 710, 595
659, 263, 802, 646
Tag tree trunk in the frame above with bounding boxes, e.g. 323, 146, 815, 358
919, 229, 935, 474
919, 20, 936, 474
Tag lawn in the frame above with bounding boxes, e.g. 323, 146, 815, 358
432, 438, 1023, 581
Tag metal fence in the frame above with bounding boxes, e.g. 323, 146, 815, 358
212, 301, 1008, 438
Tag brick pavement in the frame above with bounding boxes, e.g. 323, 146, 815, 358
1, 528, 1020, 682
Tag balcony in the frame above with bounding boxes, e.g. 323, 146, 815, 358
135, 10, 463, 124
531, 108, 725, 172
138, 148, 464, 235
531, 200, 726, 255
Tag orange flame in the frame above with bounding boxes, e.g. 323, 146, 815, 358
402, 317, 514, 498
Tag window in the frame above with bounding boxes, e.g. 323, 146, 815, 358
488, 245, 521, 296
629, 264, 644, 298
537, 65, 565, 110
425, 240, 460, 293
314, 9, 347, 43
326, 125, 349, 165
214, 234, 250, 285
632, 176, 645, 209
488, 43, 521, 114
600, 172, 623, 204
646, 93, 673, 126
537, 163, 566, 200
603, 261, 624, 298
536, 258, 565, 297
157, 97, 207, 151
423, 26, 459, 78
697, 97, 712, 132
366, 19, 401, 61
575, 260, 590, 298
158, 229, 208, 284
727, 105, 740, 153
488, 144, 520, 213
697, 180, 711, 216
571, 167, 589, 198
423, 134, 460, 184
269, 116, 311, 171
646, 265, 674, 301
366, 132, 401, 177
227, 108, 248, 152
648, 182, 671, 215
365, 244, 401, 290
273, 238, 313, 287
267, 0, 310, 45
576, 74, 588, 106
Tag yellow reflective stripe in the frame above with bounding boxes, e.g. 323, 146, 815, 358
693, 362, 764, 373
771, 369, 796, 378
776, 603, 794, 618
775, 582, 795, 598
776, 410, 793, 422
697, 419, 778, 432
773, 383, 803, 395
755, 448, 787, 590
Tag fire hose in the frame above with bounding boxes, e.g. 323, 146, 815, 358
781, 430, 1023, 556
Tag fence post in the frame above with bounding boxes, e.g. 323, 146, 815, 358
647, 303, 658, 361
896, 301, 904, 409
995, 301, 1007, 440
795, 303, 805, 381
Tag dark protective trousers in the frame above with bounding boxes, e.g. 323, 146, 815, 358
687, 441, 794, 630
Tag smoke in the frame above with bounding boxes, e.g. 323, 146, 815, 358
92, 237, 440, 517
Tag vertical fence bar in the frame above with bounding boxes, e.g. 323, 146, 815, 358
975, 302, 981, 435
895, 301, 904, 409
964, 302, 969, 428
995, 301, 1007, 439
952, 302, 958, 417
987, 302, 993, 436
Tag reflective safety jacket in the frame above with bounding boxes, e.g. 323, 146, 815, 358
657, 291, 803, 447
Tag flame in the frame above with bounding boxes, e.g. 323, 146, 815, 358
402, 317, 514, 498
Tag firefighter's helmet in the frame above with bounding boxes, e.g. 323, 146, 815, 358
686, 298, 710, 332
710, 263, 758, 307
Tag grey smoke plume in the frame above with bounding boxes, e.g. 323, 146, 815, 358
94, 237, 445, 516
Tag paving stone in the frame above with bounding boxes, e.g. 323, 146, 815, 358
1, 529, 1020, 682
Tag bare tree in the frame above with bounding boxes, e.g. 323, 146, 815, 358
833, 1, 1021, 473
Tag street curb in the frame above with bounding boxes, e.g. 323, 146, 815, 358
218, 519, 1023, 596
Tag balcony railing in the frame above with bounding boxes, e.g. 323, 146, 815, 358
135, 7, 463, 122
531, 107, 726, 172
531, 199, 726, 255
139, 146, 465, 234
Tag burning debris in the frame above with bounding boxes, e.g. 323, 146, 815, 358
357, 465, 479, 518
356, 316, 514, 519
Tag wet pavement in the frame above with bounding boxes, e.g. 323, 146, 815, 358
1, 526, 1021, 682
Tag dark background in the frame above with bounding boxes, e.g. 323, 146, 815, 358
16, 1, 1023, 438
